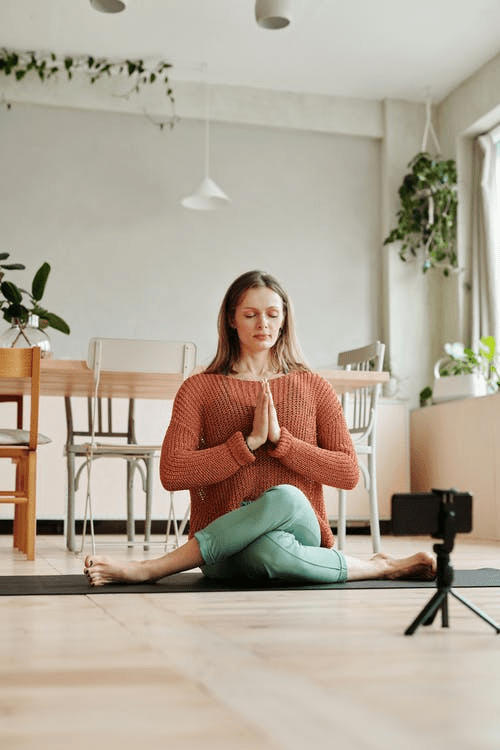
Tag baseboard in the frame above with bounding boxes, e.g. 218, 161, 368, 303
0, 519, 189, 536
0, 519, 391, 536
330, 520, 391, 536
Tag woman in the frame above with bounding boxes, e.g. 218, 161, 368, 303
84, 270, 435, 586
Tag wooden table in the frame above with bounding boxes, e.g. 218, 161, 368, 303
0, 359, 389, 398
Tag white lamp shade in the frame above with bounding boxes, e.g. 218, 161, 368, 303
255, 0, 291, 29
90, 0, 126, 13
182, 177, 230, 211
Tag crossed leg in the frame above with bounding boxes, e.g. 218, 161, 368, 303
84, 485, 435, 586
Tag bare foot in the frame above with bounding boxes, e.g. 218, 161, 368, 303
373, 551, 436, 581
84, 555, 154, 587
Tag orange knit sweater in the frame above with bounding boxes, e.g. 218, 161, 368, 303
159, 371, 359, 548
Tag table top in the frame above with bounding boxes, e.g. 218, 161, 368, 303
0, 359, 389, 399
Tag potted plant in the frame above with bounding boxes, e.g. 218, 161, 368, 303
384, 152, 458, 276
0, 252, 70, 356
426, 337, 498, 404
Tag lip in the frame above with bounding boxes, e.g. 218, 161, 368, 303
254, 334, 270, 340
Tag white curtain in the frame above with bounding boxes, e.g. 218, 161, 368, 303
471, 125, 500, 345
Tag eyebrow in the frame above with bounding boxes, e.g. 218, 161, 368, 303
241, 306, 282, 311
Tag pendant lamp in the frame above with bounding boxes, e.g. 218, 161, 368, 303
90, 0, 126, 13
255, 0, 292, 29
182, 78, 230, 211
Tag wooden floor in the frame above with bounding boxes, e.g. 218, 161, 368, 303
1, 532, 499, 750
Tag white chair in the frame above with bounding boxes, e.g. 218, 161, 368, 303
64, 338, 196, 553
336, 341, 385, 553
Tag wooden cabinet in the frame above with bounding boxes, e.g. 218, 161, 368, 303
410, 393, 500, 541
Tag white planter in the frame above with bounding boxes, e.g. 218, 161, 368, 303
432, 372, 488, 403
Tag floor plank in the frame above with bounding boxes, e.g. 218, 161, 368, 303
0, 533, 499, 749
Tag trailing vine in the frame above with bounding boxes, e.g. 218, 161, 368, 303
0, 48, 176, 128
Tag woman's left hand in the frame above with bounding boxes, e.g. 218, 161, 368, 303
264, 379, 281, 446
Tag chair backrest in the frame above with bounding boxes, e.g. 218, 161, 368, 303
337, 341, 385, 438
0, 347, 41, 450
0, 394, 23, 429
64, 395, 137, 443
87, 338, 197, 379
65, 339, 197, 445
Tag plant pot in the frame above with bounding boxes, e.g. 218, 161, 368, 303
0, 314, 52, 358
432, 372, 487, 403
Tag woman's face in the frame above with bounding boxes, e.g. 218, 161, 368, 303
232, 286, 285, 357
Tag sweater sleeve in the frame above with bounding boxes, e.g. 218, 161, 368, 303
159, 376, 255, 492
267, 376, 359, 490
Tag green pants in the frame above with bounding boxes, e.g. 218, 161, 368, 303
194, 484, 348, 583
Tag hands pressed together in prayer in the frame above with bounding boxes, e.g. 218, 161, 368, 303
246, 379, 281, 452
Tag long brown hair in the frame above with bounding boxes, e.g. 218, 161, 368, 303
205, 270, 310, 375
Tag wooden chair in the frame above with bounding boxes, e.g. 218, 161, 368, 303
64, 338, 196, 553
336, 341, 386, 553
0, 347, 50, 560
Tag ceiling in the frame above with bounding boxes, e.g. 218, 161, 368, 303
1, 0, 500, 103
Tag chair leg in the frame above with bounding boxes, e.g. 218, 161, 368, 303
367, 453, 381, 553
337, 489, 346, 551
165, 491, 181, 548
143, 456, 154, 551
23, 453, 37, 561
178, 502, 190, 538
11, 458, 22, 552
13, 501, 22, 552
80, 457, 96, 557
66, 453, 77, 552
126, 460, 135, 547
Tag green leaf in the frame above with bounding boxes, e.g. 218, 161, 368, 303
3, 303, 29, 323
42, 312, 70, 335
31, 262, 51, 301
479, 335, 496, 361
419, 386, 433, 406
1, 280, 23, 304
0, 263, 25, 270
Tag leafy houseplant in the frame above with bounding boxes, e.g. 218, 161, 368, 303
384, 152, 458, 276
0, 253, 70, 349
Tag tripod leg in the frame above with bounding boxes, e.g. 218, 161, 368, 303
450, 590, 500, 633
441, 591, 449, 628
405, 589, 448, 636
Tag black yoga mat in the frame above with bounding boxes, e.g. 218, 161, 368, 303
1, 568, 499, 596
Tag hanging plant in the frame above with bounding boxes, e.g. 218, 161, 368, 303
383, 152, 458, 276
0, 48, 176, 127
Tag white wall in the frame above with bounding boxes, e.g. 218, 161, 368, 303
0, 102, 381, 369
0, 98, 382, 522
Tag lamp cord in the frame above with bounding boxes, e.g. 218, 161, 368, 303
80, 341, 102, 556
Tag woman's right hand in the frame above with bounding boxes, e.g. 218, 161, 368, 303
246, 380, 269, 451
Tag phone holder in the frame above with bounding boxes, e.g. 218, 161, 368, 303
403, 489, 500, 635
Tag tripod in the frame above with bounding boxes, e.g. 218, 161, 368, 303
405, 495, 500, 636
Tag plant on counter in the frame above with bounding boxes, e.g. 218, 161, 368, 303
0, 252, 70, 336
420, 336, 499, 406
438, 338, 498, 385
384, 152, 458, 276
